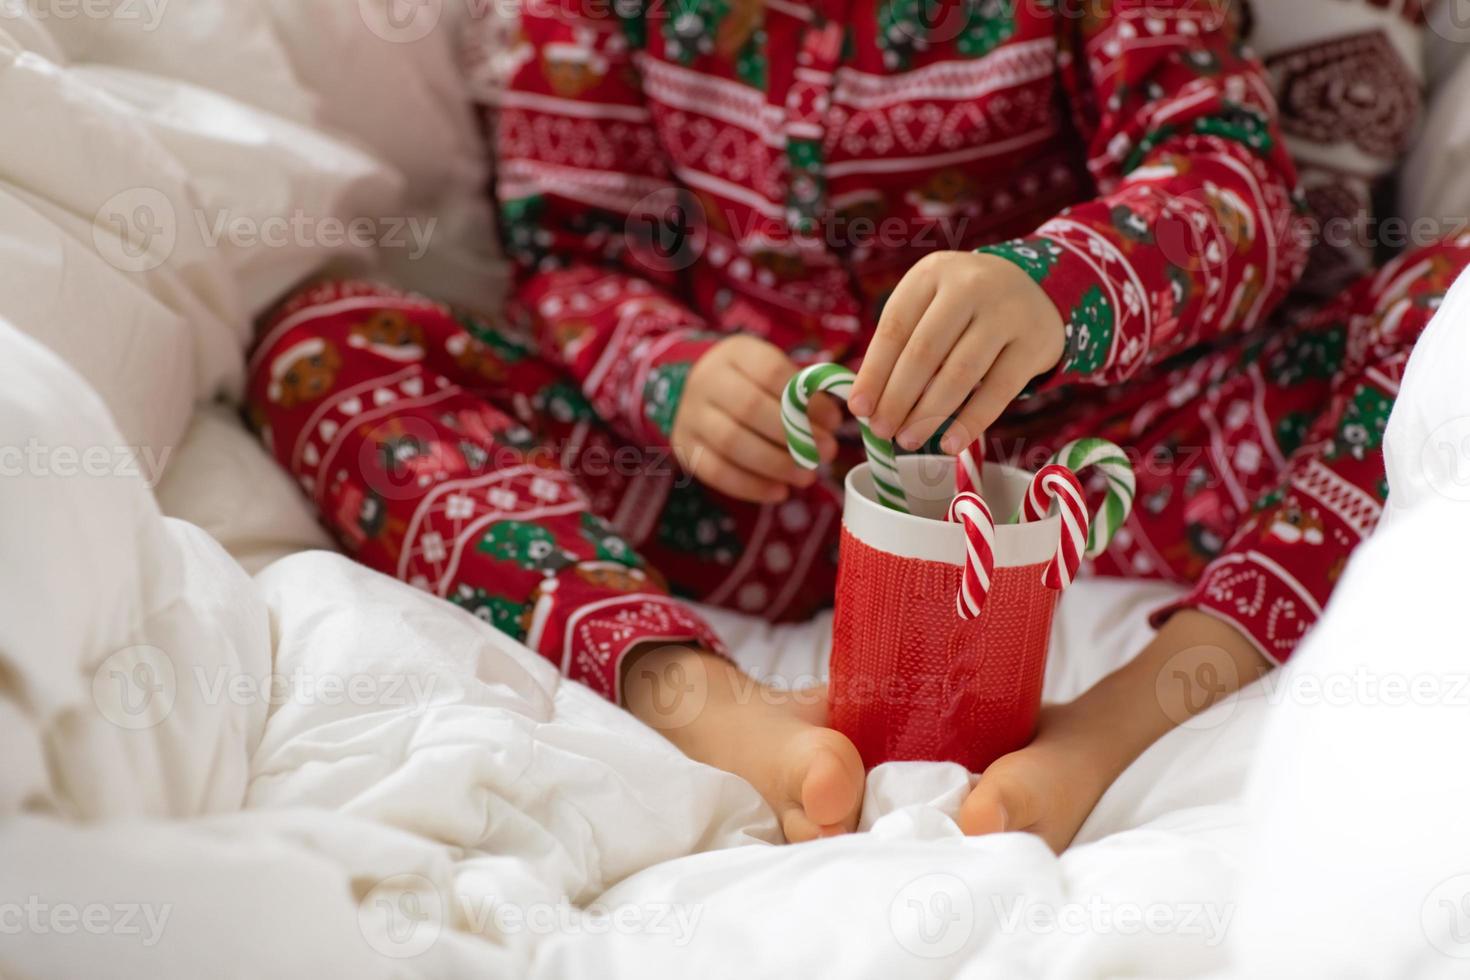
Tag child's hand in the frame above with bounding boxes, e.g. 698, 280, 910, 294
671, 336, 841, 504
848, 252, 1066, 454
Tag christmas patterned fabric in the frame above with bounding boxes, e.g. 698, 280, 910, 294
995, 238, 1470, 662
236, 0, 1470, 697
245, 279, 849, 701
486, 0, 1307, 403
245, 237, 1470, 694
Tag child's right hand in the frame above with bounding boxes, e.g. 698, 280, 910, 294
671, 336, 841, 504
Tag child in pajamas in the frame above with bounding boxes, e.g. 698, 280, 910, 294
247, 0, 1468, 847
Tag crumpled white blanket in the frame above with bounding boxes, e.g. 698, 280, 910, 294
6, 2, 1470, 977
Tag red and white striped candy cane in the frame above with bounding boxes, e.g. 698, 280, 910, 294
947, 491, 996, 620
955, 437, 985, 497
1021, 465, 1090, 591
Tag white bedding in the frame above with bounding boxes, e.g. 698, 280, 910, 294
4, 4, 1470, 978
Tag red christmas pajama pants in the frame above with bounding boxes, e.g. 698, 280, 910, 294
245, 280, 843, 701
246, 240, 1470, 699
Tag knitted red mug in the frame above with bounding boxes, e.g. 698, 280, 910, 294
828, 455, 1064, 772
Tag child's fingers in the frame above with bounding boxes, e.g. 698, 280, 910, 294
941, 345, 1036, 455
895, 327, 1002, 450
867, 288, 970, 440
715, 374, 840, 463
848, 275, 936, 418
736, 337, 801, 397
809, 391, 843, 432
698, 409, 815, 486
687, 444, 790, 504
715, 374, 787, 443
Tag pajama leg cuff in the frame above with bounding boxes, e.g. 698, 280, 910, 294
1150, 551, 1325, 666
531, 590, 728, 704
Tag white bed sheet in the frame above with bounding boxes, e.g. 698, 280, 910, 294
148, 404, 1267, 979
7, 2, 1470, 976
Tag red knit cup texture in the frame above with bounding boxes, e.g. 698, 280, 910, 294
828, 527, 1059, 772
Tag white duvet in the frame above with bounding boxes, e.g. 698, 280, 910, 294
4, 4, 1470, 978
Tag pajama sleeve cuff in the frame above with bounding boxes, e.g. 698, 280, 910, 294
977, 234, 1112, 393
1149, 552, 1324, 667
532, 587, 728, 704
636, 331, 722, 451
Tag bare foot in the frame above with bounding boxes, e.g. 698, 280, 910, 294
622, 645, 865, 842
957, 705, 1119, 852
960, 610, 1273, 852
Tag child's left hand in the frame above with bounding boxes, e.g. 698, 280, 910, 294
847, 251, 1066, 454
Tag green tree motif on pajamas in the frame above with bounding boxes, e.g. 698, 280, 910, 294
1328, 386, 1393, 462
450, 586, 528, 641
737, 30, 767, 89
479, 520, 574, 574
1268, 325, 1345, 387
580, 512, 642, 567
664, 0, 726, 63
535, 381, 595, 426
1064, 286, 1116, 376
1124, 125, 1178, 173
456, 313, 530, 363
979, 239, 1063, 285
1275, 411, 1311, 457
1195, 105, 1275, 155
501, 196, 550, 269
785, 139, 825, 235
644, 363, 691, 437
658, 482, 740, 569
1253, 486, 1285, 514
956, 0, 1016, 57
878, 0, 1015, 70
615, 0, 647, 48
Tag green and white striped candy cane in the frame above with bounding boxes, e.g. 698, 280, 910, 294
1048, 437, 1135, 558
782, 363, 910, 514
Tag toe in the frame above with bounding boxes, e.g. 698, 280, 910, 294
959, 757, 1039, 838
958, 784, 1009, 836
796, 731, 865, 831
780, 806, 823, 844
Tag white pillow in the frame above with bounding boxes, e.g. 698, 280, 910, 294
1228, 263, 1470, 976
1400, 48, 1470, 227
